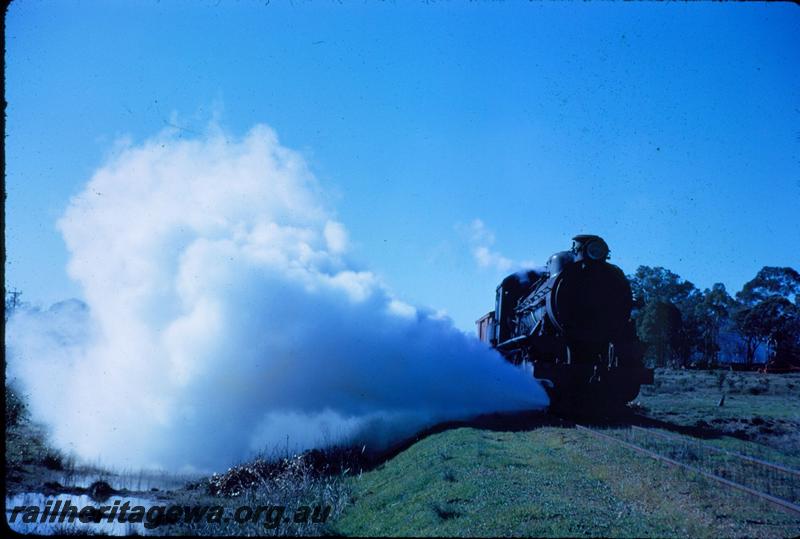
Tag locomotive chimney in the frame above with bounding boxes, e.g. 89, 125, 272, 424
571, 235, 610, 262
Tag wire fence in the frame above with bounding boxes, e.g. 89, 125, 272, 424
614, 426, 800, 508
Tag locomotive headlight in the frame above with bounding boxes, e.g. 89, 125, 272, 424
586, 240, 609, 261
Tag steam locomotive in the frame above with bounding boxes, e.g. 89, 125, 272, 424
476, 235, 653, 412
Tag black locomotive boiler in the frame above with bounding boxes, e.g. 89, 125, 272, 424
476, 235, 653, 412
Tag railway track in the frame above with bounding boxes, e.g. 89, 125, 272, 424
576, 424, 800, 516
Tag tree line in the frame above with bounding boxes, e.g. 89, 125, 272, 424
5, 265, 800, 370
629, 266, 800, 369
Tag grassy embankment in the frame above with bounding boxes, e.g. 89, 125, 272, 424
333, 369, 800, 537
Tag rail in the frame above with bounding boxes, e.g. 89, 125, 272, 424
629, 425, 800, 477
575, 425, 800, 516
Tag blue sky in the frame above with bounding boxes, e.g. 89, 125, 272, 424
5, 1, 799, 332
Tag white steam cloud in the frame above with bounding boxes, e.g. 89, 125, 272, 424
462, 219, 536, 272
6, 124, 547, 471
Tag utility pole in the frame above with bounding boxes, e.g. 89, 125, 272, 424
8, 288, 22, 309
5, 288, 23, 321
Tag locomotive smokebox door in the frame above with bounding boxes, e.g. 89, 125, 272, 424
545, 262, 633, 343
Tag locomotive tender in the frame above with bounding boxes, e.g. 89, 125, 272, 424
476, 235, 654, 412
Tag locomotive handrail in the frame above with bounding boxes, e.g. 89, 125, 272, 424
515, 284, 551, 313
496, 334, 531, 351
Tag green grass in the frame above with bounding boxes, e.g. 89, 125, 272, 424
636, 369, 800, 465
334, 427, 800, 537
333, 369, 800, 537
